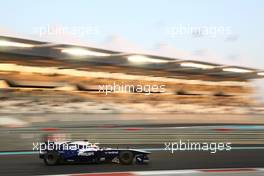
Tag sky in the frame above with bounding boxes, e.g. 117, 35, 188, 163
0, 0, 264, 99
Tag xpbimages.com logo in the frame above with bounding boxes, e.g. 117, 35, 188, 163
32, 141, 96, 152
164, 140, 232, 154
98, 82, 166, 95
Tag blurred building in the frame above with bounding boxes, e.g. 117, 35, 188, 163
0, 35, 263, 114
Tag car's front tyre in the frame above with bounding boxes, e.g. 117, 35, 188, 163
44, 151, 60, 166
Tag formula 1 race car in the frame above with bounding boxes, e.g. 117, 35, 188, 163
39, 140, 150, 165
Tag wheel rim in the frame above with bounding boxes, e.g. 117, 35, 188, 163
47, 154, 55, 161
123, 153, 130, 160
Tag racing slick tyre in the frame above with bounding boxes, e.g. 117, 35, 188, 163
119, 151, 134, 165
94, 155, 101, 164
44, 151, 60, 166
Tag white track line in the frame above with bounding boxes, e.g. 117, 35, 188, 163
40, 168, 264, 176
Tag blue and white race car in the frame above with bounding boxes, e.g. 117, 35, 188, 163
39, 140, 150, 165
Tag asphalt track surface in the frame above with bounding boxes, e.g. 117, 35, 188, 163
0, 147, 264, 176
1, 113, 264, 175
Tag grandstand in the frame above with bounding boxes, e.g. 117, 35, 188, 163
0, 35, 263, 114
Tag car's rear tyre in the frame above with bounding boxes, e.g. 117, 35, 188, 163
119, 151, 134, 165
44, 151, 60, 166
94, 156, 101, 164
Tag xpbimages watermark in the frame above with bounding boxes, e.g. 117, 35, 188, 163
32, 141, 95, 152
164, 140, 232, 154
98, 82, 166, 95
32, 24, 99, 38
165, 24, 232, 38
